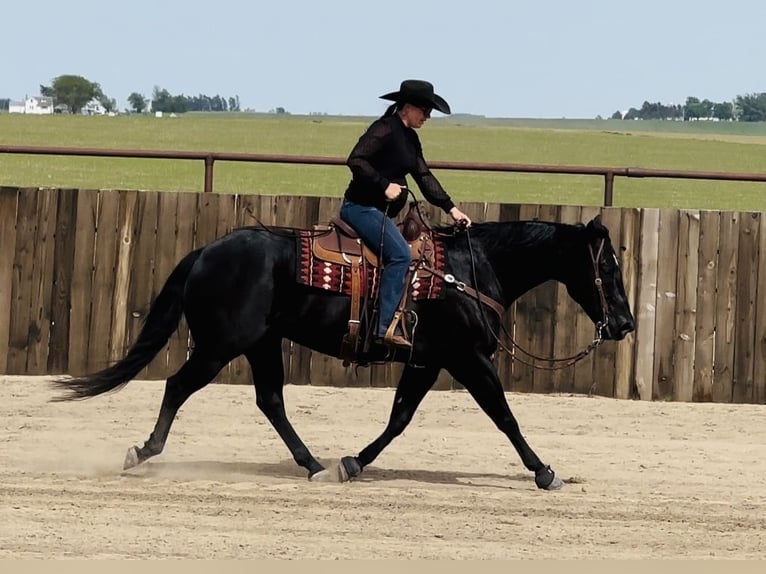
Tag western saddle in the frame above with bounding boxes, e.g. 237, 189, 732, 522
310, 202, 436, 365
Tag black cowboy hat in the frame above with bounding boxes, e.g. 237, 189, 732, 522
379, 79, 451, 115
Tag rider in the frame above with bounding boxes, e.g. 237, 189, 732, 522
340, 79, 472, 350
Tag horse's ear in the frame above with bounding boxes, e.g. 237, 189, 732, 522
587, 215, 605, 232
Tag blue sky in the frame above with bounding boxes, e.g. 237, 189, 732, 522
2, 0, 763, 118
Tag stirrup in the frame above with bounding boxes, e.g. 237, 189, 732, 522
382, 311, 411, 348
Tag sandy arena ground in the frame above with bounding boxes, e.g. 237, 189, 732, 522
1, 375, 765, 559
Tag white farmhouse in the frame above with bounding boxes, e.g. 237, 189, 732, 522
8, 96, 54, 114
81, 98, 107, 116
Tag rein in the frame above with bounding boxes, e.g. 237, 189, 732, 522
487, 237, 609, 370
413, 200, 610, 370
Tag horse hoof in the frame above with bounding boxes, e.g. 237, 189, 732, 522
544, 475, 565, 490
309, 468, 339, 483
535, 465, 564, 490
123, 446, 141, 470
339, 456, 362, 482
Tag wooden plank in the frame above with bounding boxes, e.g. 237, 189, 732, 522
458, 201, 487, 227
68, 190, 98, 377
210, 194, 238, 385
755, 213, 766, 405
47, 189, 78, 374
126, 192, 159, 380
216, 193, 238, 238
195, 192, 221, 247
713, 212, 739, 403
230, 195, 281, 387
494, 204, 521, 392
530, 204, 559, 395
86, 191, 120, 374
652, 209, 680, 401
591, 207, 623, 398
571, 206, 601, 395
371, 362, 403, 389
279, 195, 320, 387
308, 196, 356, 387
614, 207, 639, 399
732, 212, 759, 403
166, 193, 197, 375
25, 188, 59, 375
237, 193, 263, 228
634, 208, 659, 401
551, 205, 582, 394
484, 202, 501, 222
108, 191, 139, 364
7, 189, 39, 374
507, 204, 540, 393
0, 187, 19, 374
310, 356, 367, 387
673, 210, 700, 402
234, 195, 289, 385
145, 192, 179, 379
693, 210, 720, 402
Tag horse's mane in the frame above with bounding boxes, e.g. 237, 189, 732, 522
438, 220, 584, 252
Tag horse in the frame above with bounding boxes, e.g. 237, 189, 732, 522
52, 208, 635, 490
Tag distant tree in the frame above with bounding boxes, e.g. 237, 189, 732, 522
275, 107, 287, 114
0, 98, 9, 111
684, 96, 704, 120
146, 88, 240, 113
623, 107, 640, 120
734, 93, 766, 122
610, 110, 623, 120
713, 101, 734, 121
99, 96, 117, 113
42, 75, 104, 114
128, 92, 147, 113
151, 86, 187, 114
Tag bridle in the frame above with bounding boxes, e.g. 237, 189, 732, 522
464, 230, 610, 370
408, 196, 611, 370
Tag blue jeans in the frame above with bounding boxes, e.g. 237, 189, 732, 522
340, 199, 411, 337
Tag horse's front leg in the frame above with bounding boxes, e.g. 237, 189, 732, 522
245, 342, 326, 480
338, 363, 440, 481
447, 353, 564, 490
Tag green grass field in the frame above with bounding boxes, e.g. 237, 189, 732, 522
1, 112, 766, 210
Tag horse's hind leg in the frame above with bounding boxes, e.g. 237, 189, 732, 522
339, 363, 440, 481
123, 351, 227, 470
245, 338, 325, 479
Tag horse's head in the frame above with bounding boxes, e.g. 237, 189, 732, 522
563, 216, 635, 341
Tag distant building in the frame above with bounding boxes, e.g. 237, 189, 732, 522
8, 96, 54, 114
81, 98, 107, 116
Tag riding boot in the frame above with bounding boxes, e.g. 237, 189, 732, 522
379, 310, 412, 349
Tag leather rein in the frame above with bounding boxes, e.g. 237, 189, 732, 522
410, 199, 609, 370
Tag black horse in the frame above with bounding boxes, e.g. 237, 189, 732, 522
53, 212, 634, 490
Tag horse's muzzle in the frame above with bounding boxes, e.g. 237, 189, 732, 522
603, 318, 634, 341
614, 320, 635, 341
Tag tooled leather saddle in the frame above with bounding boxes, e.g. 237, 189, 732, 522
296, 202, 446, 365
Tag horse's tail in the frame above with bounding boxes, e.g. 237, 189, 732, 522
51, 248, 204, 402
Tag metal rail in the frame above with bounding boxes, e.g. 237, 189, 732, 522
2, 144, 766, 206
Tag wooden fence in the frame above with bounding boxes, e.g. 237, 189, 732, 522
0, 186, 764, 404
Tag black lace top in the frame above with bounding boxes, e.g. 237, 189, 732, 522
344, 114, 455, 218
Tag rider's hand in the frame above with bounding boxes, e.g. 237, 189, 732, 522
384, 183, 403, 201
449, 207, 472, 228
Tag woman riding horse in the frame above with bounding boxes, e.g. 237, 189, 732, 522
341, 79, 472, 349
